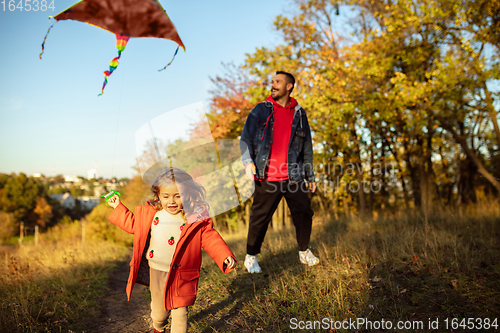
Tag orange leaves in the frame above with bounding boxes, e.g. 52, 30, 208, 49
207, 94, 253, 140
34, 197, 53, 228
205, 63, 258, 140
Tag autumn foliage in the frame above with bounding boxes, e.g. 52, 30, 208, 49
205, 0, 500, 218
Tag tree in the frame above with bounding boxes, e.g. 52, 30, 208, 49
2, 173, 45, 224
0, 211, 17, 241
70, 186, 84, 197
206, 63, 257, 140
52, 174, 65, 185
0, 173, 10, 189
33, 197, 53, 228
206, 0, 500, 218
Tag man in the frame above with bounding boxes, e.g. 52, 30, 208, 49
240, 71, 319, 273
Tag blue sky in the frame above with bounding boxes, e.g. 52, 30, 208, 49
0, 0, 290, 179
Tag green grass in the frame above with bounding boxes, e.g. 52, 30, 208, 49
189, 204, 500, 332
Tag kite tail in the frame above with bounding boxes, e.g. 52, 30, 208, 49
158, 45, 180, 72
98, 34, 130, 96
39, 24, 54, 59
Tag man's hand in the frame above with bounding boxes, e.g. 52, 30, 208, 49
224, 256, 236, 270
245, 163, 256, 181
308, 182, 316, 193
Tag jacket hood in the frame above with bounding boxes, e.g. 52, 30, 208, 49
186, 205, 210, 225
266, 95, 298, 109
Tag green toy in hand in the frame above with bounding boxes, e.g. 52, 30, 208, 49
101, 189, 121, 202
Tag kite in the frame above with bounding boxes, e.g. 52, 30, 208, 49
39, 0, 185, 95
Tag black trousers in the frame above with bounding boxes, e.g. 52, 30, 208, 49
247, 180, 314, 255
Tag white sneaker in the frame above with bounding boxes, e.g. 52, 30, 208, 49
244, 254, 262, 273
299, 249, 320, 266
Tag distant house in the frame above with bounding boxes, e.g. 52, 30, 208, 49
64, 175, 80, 183
50, 193, 76, 209
76, 196, 100, 210
50, 193, 100, 211
94, 185, 106, 197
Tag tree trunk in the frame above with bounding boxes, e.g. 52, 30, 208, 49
418, 120, 436, 216
343, 195, 350, 220
237, 205, 245, 233
483, 82, 500, 146
316, 189, 330, 221
284, 200, 292, 227
441, 120, 500, 195
438, 143, 454, 205
245, 199, 251, 222
349, 121, 367, 216
380, 138, 390, 207
272, 206, 278, 231
332, 194, 339, 221
380, 130, 409, 210
404, 139, 422, 209
225, 212, 233, 234
456, 156, 478, 205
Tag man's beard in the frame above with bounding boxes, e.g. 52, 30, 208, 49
271, 89, 284, 100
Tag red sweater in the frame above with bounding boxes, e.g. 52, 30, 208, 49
266, 95, 298, 181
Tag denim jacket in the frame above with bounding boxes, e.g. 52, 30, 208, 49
240, 100, 315, 183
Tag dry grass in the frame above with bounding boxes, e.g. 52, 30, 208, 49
0, 221, 129, 332
189, 200, 500, 332
2, 200, 499, 332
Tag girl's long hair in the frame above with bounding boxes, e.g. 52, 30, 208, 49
146, 167, 209, 216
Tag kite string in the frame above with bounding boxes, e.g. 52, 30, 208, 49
111, 63, 126, 180
158, 45, 180, 71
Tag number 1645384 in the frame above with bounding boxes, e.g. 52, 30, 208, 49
2, 0, 55, 11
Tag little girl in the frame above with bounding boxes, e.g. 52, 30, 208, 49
106, 167, 236, 333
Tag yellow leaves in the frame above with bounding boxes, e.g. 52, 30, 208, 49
390, 72, 407, 84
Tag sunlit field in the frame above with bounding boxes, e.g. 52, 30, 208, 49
0, 221, 129, 332
1, 200, 499, 332
190, 200, 500, 332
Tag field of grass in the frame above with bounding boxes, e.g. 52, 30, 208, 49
190, 202, 500, 332
0, 220, 130, 333
2, 201, 499, 332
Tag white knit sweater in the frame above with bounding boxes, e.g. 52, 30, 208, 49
146, 209, 185, 272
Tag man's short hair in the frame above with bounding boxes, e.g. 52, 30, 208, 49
276, 71, 295, 94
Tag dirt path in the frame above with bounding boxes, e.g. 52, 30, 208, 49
83, 257, 153, 333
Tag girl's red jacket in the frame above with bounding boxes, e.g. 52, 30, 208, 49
108, 202, 236, 310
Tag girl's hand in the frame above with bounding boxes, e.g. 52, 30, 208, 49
224, 256, 236, 270
107, 194, 120, 209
